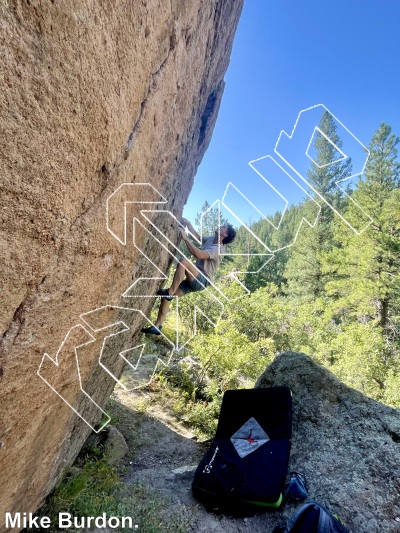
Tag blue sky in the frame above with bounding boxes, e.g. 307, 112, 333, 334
183, 0, 400, 227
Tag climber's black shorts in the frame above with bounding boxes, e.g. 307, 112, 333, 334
178, 270, 210, 295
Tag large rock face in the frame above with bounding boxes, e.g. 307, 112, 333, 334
256, 352, 400, 533
0, 0, 243, 529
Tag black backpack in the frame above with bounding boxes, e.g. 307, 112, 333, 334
273, 501, 350, 533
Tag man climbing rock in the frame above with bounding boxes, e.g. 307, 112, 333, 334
141, 217, 236, 335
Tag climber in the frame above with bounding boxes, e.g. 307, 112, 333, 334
141, 217, 236, 335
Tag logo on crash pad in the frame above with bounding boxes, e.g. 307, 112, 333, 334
230, 417, 270, 458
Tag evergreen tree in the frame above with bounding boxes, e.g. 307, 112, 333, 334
325, 123, 400, 335
242, 206, 308, 291
319, 122, 400, 402
284, 111, 353, 299
307, 111, 352, 217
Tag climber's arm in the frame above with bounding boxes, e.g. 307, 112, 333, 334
180, 229, 209, 259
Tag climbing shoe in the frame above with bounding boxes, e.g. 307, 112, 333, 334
141, 325, 162, 335
156, 288, 173, 301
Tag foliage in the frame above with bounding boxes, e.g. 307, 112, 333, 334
167, 121, 400, 417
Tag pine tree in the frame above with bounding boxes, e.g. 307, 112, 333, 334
284, 111, 353, 300
307, 110, 352, 217
326, 123, 400, 334
318, 122, 400, 402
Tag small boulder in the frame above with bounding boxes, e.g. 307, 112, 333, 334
256, 351, 400, 533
